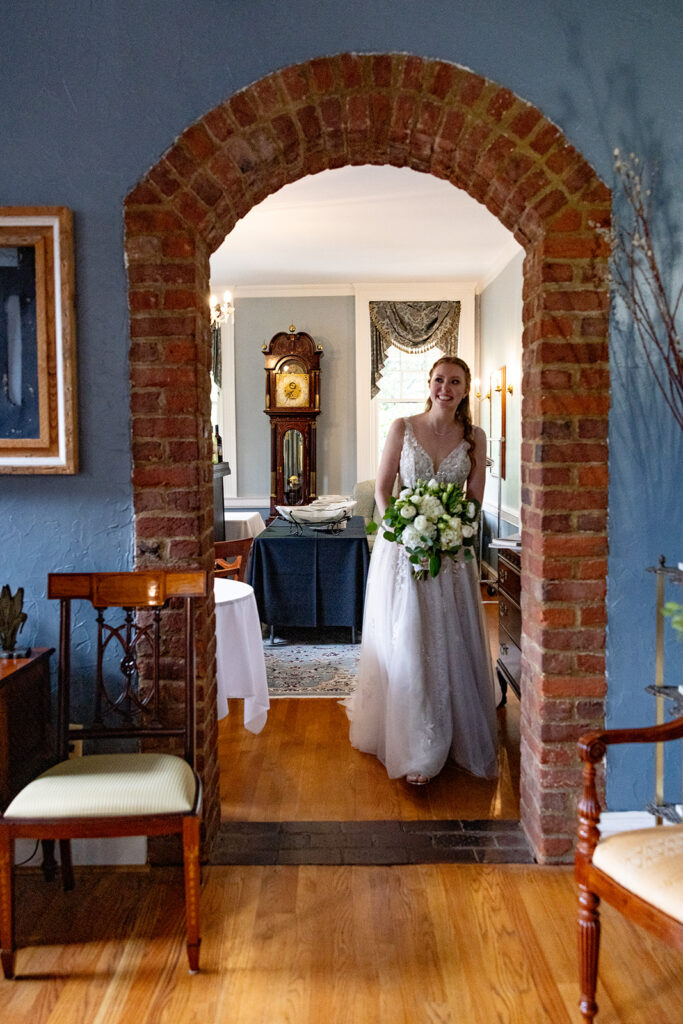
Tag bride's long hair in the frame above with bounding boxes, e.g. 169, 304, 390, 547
425, 355, 476, 469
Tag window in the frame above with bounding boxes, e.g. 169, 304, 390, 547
374, 345, 443, 461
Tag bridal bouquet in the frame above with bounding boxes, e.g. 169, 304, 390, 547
367, 478, 480, 579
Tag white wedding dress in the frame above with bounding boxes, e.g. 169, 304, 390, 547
348, 420, 499, 780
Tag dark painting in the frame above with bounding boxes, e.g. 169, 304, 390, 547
0, 245, 39, 440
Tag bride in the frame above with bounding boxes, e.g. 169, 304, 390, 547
348, 356, 499, 784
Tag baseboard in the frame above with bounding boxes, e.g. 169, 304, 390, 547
599, 809, 682, 838
15, 836, 147, 867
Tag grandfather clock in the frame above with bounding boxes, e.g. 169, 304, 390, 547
263, 326, 323, 517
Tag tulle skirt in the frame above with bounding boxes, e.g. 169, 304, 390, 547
348, 532, 499, 780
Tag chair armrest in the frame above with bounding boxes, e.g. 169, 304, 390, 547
578, 714, 683, 765
576, 714, 683, 868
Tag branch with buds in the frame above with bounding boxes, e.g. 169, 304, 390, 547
600, 150, 683, 430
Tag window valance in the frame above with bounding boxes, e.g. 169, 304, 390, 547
369, 300, 460, 397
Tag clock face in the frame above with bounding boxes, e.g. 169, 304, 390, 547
276, 372, 309, 407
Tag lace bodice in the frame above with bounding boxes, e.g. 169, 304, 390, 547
399, 419, 470, 489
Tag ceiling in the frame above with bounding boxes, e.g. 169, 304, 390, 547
209, 164, 522, 292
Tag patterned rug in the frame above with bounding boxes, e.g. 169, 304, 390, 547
264, 626, 360, 697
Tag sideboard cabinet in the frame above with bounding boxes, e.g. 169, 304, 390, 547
496, 547, 522, 700
0, 648, 54, 810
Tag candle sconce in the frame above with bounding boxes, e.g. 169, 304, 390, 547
474, 378, 491, 401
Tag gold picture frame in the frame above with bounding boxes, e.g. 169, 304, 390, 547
0, 206, 77, 473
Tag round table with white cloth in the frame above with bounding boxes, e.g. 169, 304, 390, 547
222, 511, 266, 541
214, 578, 269, 734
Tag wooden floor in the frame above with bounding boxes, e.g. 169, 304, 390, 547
4, 862, 683, 1023
218, 593, 521, 822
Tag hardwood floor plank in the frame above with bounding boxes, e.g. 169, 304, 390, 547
219, 697, 520, 822
4, 865, 683, 1023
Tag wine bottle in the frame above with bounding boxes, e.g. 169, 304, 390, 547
214, 424, 223, 463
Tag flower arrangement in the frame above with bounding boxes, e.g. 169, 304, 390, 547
366, 478, 480, 579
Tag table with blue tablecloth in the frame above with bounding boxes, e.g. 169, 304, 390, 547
246, 515, 370, 638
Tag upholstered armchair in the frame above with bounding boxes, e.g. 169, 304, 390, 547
575, 715, 683, 1022
351, 479, 383, 549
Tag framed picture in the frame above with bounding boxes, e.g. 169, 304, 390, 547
0, 206, 77, 473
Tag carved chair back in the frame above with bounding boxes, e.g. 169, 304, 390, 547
47, 571, 208, 767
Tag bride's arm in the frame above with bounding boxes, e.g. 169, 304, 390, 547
466, 425, 487, 505
374, 418, 405, 516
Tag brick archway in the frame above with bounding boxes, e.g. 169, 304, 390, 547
124, 53, 610, 864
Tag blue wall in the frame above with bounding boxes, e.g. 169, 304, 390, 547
2, 1, 681, 809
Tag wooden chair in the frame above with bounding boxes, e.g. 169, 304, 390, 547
576, 715, 683, 1022
214, 538, 253, 582
214, 555, 242, 579
0, 570, 208, 979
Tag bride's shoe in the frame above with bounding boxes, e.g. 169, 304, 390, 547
405, 773, 430, 785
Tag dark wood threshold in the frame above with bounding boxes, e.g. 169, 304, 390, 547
209, 819, 534, 865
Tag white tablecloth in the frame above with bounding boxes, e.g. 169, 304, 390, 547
214, 578, 269, 734
223, 511, 266, 541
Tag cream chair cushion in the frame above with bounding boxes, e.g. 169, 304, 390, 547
592, 824, 683, 923
4, 752, 198, 819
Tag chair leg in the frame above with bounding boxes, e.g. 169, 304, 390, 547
0, 829, 16, 979
59, 840, 74, 891
41, 839, 58, 882
577, 884, 601, 1022
182, 816, 201, 973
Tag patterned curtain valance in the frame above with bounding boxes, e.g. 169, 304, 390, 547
369, 300, 460, 398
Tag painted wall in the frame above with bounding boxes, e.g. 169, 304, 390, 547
1, 1, 682, 809
233, 295, 356, 499
479, 253, 524, 527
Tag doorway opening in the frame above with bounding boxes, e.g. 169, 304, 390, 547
124, 53, 610, 863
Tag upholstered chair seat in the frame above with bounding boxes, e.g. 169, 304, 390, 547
4, 753, 198, 820
591, 823, 683, 922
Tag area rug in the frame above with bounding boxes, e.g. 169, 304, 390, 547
264, 626, 360, 697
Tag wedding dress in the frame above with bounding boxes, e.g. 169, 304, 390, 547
348, 419, 499, 780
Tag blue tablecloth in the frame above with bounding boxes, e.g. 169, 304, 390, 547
246, 515, 370, 629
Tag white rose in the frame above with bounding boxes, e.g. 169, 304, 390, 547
402, 524, 421, 549
400, 503, 417, 519
462, 523, 476, 538
414, 515, 437, 540
399, 488, 412, 500
427, 478, 438, 489
467, 502, 477, 519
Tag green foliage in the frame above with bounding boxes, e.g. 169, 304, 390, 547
662, 601, 683, 639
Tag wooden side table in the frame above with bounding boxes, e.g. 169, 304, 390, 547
0, 647, 55, 812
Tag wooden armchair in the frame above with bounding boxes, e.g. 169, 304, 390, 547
576, 715, 683, 1022
0, 570, 207, 979
214, 538, 253, 582
214, 555, 242, 579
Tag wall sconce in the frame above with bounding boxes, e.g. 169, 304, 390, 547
210, 290, 234, 326
474, 378, 491, 401
493, 370, 513, 396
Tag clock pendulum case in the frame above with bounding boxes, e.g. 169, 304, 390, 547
263, 326, 323, 517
